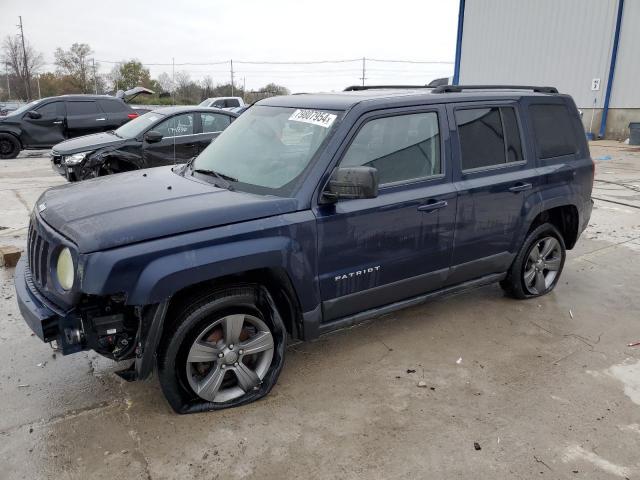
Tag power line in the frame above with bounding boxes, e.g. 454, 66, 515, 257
368, 58, 454, 64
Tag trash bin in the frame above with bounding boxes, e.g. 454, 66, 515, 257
630, 122, 640, 145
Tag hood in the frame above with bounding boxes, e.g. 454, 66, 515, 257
53, 132, 127, 155
37, 166, 298, 253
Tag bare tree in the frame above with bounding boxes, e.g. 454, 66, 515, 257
1, 35, 43, 100
107, 63, 123, 92
54, 43, 95, 93
201, 75, 214, 98
156, 72, 174, 93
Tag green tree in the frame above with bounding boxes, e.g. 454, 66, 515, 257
54, 43, 95, 93
114, 60, 152, 91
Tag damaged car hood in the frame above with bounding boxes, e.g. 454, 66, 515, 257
52, 132, 127, 155
37, 166, 298, 253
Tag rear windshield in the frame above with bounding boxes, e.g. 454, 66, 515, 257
529, 104, 580, 159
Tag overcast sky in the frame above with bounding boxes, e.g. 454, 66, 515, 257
1, 0, 458, 92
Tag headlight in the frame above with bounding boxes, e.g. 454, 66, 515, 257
56, 247, 75, 290
64, 151, 92, 166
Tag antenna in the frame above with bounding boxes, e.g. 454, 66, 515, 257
172, 57, 176, 165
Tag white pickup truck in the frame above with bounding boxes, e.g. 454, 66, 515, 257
198, 97, 246, 111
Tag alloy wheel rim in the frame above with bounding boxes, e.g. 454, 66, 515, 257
0, 139, 13, 155
523, 236, 562, 295
185, 313, 274, 403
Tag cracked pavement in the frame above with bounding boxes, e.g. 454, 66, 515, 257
0, 142, 639, 479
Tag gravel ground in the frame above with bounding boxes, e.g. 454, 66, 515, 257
0, 142, 639, 480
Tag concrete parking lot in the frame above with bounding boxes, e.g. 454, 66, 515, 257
0, 142, 639, 479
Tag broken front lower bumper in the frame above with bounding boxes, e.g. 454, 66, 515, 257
14, 256, 84, 354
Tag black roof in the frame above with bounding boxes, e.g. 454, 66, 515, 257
258, 87, 562, 111
38, 94, 125, 102
148, 106, 239, 116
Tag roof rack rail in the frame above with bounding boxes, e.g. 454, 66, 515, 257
343, 85, 432, 91
432, 85, 558, 94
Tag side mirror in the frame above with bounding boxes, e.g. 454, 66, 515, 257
322, 166, 379, 202
26, 110, 42, 119
144, 130, 163, 143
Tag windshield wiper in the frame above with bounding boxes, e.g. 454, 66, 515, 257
192, 168, 237, 189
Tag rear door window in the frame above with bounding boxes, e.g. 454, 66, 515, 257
226, 99, 240, 108
455, 106, 524, 170
67, 101, 100, 115
341, 111, 441, 185
201, 112, 231, 133
529, 104, 579, 159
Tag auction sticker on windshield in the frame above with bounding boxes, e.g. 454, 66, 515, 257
289, 109, 337, 128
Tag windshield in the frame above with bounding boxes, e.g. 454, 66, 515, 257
192, 105, 341, 195
114, 111, 165, 138
198, 99, 211, 106
6, 100, 39, 117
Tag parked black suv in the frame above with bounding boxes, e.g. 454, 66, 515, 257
0, 94, 142, 159
15, 85, 593, 413
50, 106, 237, 181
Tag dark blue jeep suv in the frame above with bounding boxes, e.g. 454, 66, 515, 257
15, 85, 593, 413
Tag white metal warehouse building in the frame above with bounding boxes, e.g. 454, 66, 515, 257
453, 0, 639, 139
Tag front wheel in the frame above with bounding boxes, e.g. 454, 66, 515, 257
501, 223, 566, 299
0, 133, 20, 159
157, 287, 286, 413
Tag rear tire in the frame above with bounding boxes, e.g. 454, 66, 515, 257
0, 133, 20, 159
501, 223, 566, 299
157, 286, 286, 414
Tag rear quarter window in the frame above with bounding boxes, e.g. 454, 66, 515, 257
529, 104, 580, 159
98, 99, 128, 113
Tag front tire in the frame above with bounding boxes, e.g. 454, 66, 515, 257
0, 133, 20, 159
501, 223, 566, 299
157, 286, 286, 413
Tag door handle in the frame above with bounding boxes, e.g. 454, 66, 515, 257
53, 121, 63, 125
417, 199, 448, 212
96, 118, 106, 121
508, 182, 532, 193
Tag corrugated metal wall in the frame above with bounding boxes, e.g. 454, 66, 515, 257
459, 0, 625, 109
610, 0, 640, 108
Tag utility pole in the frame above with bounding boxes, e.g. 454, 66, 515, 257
172, 57, 175, 105
17, 16, 31, 100
242, 76, 246, 95
360, 56, 367, 87
230, 59, 235, 96
92, 58, 98, 94
36, 74, 41, 98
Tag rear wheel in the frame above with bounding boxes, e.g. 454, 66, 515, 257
157, 287, 286, 413
0, 133, 20, 159
501, 223, 566, 299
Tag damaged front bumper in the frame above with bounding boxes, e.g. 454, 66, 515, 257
50, 152, 80, 181
14, 256, 85, 354
15, 256, 169, 380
